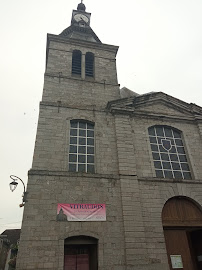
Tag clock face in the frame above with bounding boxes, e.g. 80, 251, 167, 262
74, 13, 89, 23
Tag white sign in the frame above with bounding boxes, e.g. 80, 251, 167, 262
170, 255, 183, 269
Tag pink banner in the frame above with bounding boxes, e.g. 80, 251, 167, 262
57, 204, 106, 221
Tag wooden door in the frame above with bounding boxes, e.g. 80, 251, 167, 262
64, 255, 77, 270
64, 254, 89, 270
77, 254, 89, 270
164, 230, 196, 270
162, 197, 202, 270
64, 246, 90, 270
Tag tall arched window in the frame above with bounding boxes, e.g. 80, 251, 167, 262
85, 52, 94, 77
148, 126, 192, 179
72, 50, 82, 76
69, 120, 95, 173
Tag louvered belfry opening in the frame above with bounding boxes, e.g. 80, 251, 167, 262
85, 52, 94, 77
72, 50, 82, 76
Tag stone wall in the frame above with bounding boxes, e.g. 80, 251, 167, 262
18, 98, 202, 270
32, 106, 119, 175
17, 172, 125, 270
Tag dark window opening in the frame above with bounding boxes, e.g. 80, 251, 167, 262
85, 52, 94, 77
72, 50, 82, 76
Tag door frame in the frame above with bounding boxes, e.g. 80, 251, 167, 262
64, 235, 98, 270
162, 196, 202, 270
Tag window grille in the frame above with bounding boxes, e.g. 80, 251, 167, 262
148, 126, 192, 179
69, 120, 95, 173
72, 50, 82, 76
85, 52, 94, 77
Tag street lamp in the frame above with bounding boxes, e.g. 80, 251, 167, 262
9, 175, 27, 207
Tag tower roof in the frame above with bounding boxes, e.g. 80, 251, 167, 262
59, 2, 101, 43
77, 1, 86, 11
59, 25, 101, 43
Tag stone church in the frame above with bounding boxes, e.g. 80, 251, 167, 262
16, 2, 202, 270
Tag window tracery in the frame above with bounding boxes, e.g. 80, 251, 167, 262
148, 126, 191, 179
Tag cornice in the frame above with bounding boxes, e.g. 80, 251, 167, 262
47, 33, 119, 54
28, 170, 202, 185
44, 72, 119, 86
28, 169, 119, 180
138, 177, 202, 185
40, 100, 106, 113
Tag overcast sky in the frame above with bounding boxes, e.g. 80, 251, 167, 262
0, 0, 202, 234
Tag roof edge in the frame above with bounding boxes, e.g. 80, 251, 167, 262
47, 33, 119, 54
106, 91, 202, 115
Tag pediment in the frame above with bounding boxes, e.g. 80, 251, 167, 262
135, 100, 192, 117
107, 92, 202, 119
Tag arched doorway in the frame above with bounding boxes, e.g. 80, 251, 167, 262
64, 235, 98, 270
162, 197, 202, 270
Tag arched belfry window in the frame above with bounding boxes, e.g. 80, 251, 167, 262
69, 120, 95, 173
72, 50, 82, 76
85, 52, 94, 77
148, 126, 192, 179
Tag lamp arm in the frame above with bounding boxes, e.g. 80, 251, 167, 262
10, 175, 26, 194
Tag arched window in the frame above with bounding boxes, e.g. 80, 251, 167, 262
148, 126, 191, 179
85, 52, 94, 77
72, 50, 82, 76
69, 120, 95, 173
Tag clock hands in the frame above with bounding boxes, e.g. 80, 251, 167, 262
74, 13, 89, 23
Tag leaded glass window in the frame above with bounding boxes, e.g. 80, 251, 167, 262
148, 126, 192, 180
69, 120, 95, 173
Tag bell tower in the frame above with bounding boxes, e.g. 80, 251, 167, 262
16, 2, 125, 270
43, 1, 120, 108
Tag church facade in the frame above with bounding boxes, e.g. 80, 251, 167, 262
16, 2, 202, 270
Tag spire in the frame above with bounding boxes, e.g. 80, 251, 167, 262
77, 0, 86, 12
60, 1, 102, 43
